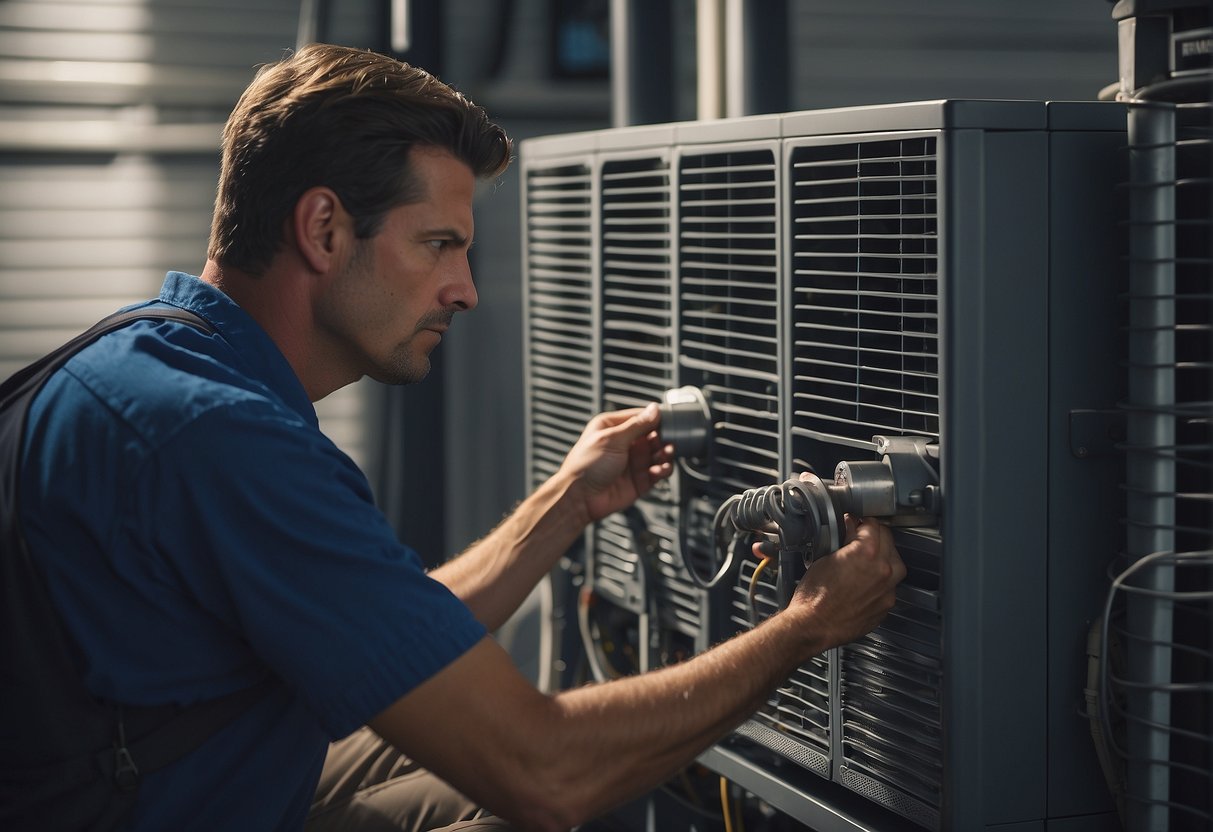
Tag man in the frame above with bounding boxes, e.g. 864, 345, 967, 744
18, 44, 904, 831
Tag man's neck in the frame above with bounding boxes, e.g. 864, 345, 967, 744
199, 259, 358, 402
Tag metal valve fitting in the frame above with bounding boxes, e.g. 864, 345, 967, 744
713, 434, 941, 612
657, 386, 713, 460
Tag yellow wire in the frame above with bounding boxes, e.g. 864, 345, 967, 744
747, 555, 773, 625
720, 777, 734, 832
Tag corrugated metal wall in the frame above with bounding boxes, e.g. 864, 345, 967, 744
787, 1, 1117, 109
0, 0, 375, 469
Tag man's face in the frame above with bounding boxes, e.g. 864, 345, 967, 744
318, 146, 477, 385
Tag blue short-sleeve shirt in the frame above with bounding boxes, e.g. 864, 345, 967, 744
20, 272, 487, 830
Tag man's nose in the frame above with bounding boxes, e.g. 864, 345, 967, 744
443, 258, 478, 311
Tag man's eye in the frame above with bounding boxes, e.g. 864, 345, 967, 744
427, 239, 447, 251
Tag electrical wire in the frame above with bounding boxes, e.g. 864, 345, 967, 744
656, 782, 723, 821
706, 477, 825, 600
1106, 623, 1213, 662
1099, 550, 1213, 741
1123, 793, 1213, 823
747, 554, 773, 627
577, 588, 622, 682
1084, 618, 1126, 821
719, 777, 734, 832
678, 454, 714, 483
1096, 548, 1213, 823
623, 506, 663, 669
681, 493, 739, 589
673, 424, 721, 589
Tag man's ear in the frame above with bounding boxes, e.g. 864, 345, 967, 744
292, 186, 354, 273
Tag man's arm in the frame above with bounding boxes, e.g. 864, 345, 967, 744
371, 519, 904, 832
429, 404, 671, 631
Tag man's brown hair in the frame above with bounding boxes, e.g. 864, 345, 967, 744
208, 43, 512, 274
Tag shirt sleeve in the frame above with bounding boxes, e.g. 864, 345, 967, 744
137, 398, 487, 739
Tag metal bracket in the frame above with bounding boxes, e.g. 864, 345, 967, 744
1069, 409, 1127, 458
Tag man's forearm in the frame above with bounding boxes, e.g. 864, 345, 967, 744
432, 405, 668, 632
371, 611, 825, 832
372, 522, 900, 831
430, 471, 589, 631
498, 522, 900, 826
543, 609, 822, 822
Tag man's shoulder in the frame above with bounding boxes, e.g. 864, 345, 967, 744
40, 318, 307, 452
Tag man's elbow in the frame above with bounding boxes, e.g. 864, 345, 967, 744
493, 784, 586, 832
490, 727, 599, 831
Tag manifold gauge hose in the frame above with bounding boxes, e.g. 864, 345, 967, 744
710, 474, 845, 606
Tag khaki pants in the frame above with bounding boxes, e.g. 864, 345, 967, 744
306, 727, 512, 832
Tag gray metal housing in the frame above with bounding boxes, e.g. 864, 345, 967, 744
520, 100, 1127, 831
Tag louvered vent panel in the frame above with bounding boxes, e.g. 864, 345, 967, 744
523, 101, 1129, 832
601, 156, 674, 410
525, 164, 595, 489
678, 148, 782, 583
594, 512, 646, 611
593, 156, 698, 642
838, 530, 943, 828
790, 137, 940, 450
732, 558, 832, 763
592, 505, 698, 648
654, 536, 704, 642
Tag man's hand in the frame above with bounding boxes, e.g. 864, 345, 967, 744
558, 404, 674, 524
787, 516, 906, 651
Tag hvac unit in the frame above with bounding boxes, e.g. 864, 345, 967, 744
521, 100, 1128, 831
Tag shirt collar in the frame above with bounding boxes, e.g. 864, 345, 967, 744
157, 271, 318, 427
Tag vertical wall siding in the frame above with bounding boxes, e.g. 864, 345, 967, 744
0, 0, 375, 471
0, 154, 218, 379
787, 1, 1116, 110
0, 0, 299, 108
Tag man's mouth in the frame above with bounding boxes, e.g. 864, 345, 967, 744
419, 311, 454, 336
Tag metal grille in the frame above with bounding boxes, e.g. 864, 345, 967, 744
592, 505, 700, 646
649, 509, 704, 643
594, 155, 701, 649
732, 556, 832, 762
593, 512, 648, 613
601, 156, 674, 410
1114, 94, 1213, 832
677, 147, 782, 583
839, 529, 943, 827
789, 136, 939, 450
524, 163, 595, 488
729, 526, 944, 825
1164, 98, 1213, 829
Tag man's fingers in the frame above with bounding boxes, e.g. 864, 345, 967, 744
586, 406, 642, 430
629, 402, 661, 432
847, 520, 906, 587
843, 513, 860, 543
595, 403, 660, 442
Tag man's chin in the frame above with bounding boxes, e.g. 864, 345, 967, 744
372, 359, 430, 386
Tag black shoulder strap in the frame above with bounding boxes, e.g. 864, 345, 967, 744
111, 678, 278, 782
0, 307, 271, 825
1, 306, 215, 591
0, 306, 212, 415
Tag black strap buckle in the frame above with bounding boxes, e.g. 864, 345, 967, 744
113, 744, 140, 792
113, 709, 140, 792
